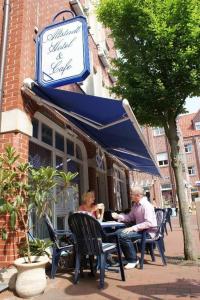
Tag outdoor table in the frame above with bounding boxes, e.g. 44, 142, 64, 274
100, 221, 126, 231
99, 221, 126, 272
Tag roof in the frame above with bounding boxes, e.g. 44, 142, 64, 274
178, 110, 200, 138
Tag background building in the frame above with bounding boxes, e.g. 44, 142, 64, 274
130, 110, 200, 208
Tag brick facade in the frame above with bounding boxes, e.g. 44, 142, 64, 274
0, 0, 128, 266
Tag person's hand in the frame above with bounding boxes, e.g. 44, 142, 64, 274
97, 203, 105, 210
111, 212, 119, 220
122, 226, 136, 234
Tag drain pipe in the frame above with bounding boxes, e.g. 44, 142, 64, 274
0, 0, 11, 132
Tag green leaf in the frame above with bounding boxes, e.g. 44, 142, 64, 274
10, 210, 17, 229
1, 228, 8, 240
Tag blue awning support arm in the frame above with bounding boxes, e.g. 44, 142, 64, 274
122, 99, 161, 175
109, 148, 153, 160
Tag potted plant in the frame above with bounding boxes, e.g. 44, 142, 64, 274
0, 146, 77, 298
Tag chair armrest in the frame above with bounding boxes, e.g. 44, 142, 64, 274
55, 230, 72, 238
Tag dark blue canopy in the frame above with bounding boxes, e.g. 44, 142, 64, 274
31, 84, 160, 176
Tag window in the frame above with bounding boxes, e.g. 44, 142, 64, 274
41, 123, 53, 145
30, 114, 87, 237
195, 122, 200, 130
153, 127, 165, 136
184, 143, 192, 153
188, 166, 195, 176
156, 152, 169, 166
57, 216, 65, 231
113, 165, 128, 211
161, 183, 172, 190
55, 132, 64, 151
32, 118, 39, 138
67, 139, 74, 156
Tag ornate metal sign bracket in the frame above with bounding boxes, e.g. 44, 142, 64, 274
52, 10, 75, 23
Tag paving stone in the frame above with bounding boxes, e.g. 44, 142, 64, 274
0, 216, 199, 300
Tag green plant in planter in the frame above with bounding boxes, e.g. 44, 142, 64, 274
19, 238, 53, 257
0, 145, 78, 263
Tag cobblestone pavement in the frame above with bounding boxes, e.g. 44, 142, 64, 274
0, 215, 200, 300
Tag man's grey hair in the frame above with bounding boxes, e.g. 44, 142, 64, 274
130, 185, 144, 195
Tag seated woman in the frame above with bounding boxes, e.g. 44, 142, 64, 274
78, 190, 105, 221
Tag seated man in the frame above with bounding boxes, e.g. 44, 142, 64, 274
112, 186, 157, 270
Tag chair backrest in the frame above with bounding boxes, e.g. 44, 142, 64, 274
43, 213, 58, 244
68, 212, 104, 256
155, 209, 166, 238
165, 208, 172, 220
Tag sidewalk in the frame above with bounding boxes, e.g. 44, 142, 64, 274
0, 215, 200, 300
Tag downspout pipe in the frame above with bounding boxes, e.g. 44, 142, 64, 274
0, 0, 11, 132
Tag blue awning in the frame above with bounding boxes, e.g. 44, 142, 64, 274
27, 82, 160, 176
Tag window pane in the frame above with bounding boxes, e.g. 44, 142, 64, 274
76, 145, 82, 160
67, 160, 81, 204
29, 142, 52, 239
29, 141, 52, 168
56, 156, 63, 170
195, 122, 200, 130
55, 132, 64, 151
32, 118, 38, 138
184, 144, 192, 153
67, 140, 74, 156
57, 216, 65, 230
42, 123, 53, 145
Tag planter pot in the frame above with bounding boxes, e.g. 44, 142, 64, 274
14, 255, 49, 298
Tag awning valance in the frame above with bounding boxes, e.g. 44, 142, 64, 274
23, 80, 160, 176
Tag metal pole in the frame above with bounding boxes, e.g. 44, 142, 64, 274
0, 0, 11, 132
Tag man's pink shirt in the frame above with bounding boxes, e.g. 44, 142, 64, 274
118, 197, 157, 237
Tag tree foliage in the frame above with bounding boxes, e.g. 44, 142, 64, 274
97, 0, 199, 260
97, 0, 200, 127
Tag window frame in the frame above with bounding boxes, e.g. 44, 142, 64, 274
30, 112, 88, 235
156, 152, 169, 167
184, 143, 192, 153
195, 122, 200, 130
188, 166, 195, 176
153, 127, 165, 136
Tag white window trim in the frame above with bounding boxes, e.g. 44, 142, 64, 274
188, 166, 195, 176
195, 122, 200, 130
31, 112, 89, 228
113, 164, 128, 210
156, 152, 169, 167
153, 127, 165, 136
184, 143, 192, 153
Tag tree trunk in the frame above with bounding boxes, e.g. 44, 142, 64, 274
165, 118, 196, 260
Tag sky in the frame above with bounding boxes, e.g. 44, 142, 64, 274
184, 97, 200, 113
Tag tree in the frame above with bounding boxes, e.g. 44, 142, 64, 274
97, 0, 200, 260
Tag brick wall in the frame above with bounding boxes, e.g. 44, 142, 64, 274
0, 0, 118, 266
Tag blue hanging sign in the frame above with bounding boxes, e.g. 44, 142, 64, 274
36, 15, 90, 88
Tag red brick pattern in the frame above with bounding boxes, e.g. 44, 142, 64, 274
0, 0, 118, 267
